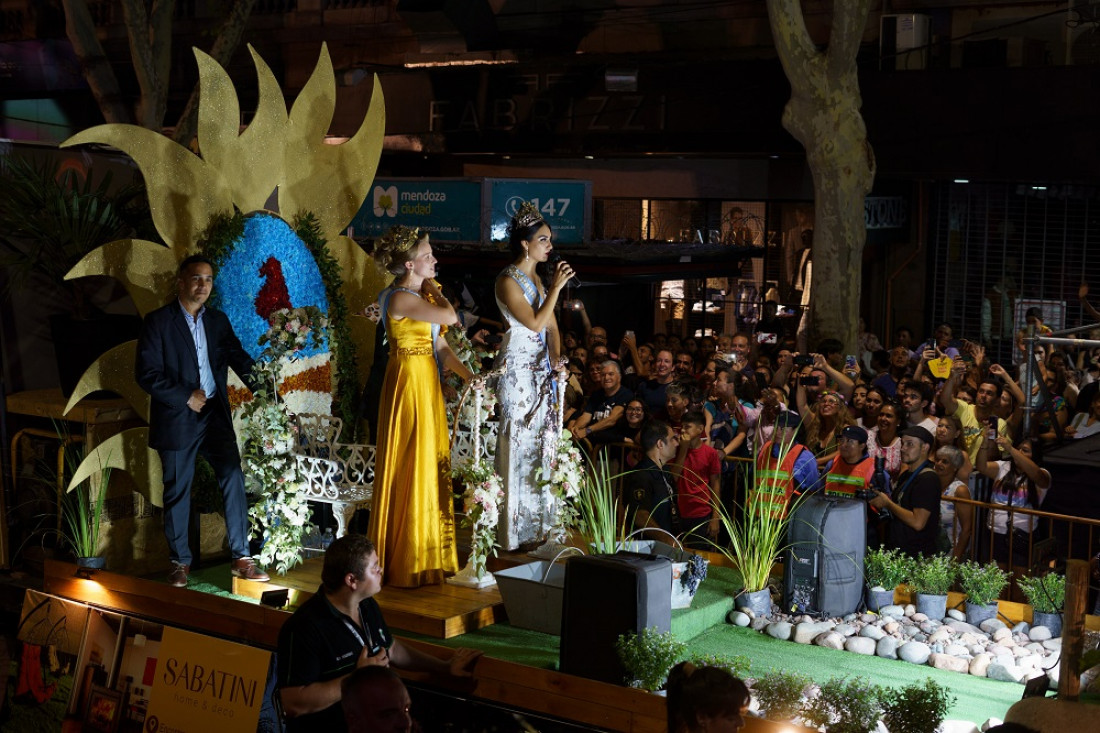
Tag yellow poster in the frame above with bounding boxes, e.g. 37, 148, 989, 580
144, 627, 270, 733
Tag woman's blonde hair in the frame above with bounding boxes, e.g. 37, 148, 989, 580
373, 225, 427, 277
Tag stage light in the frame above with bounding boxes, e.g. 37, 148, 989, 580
75, 566, 96, 580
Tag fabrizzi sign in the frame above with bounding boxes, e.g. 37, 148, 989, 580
350, 179, 482, 241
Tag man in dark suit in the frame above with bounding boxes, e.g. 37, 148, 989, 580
136, 254, 269, 587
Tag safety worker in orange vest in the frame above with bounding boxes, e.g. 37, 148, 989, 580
753, 410, 818, 516
820, 425, 878, 498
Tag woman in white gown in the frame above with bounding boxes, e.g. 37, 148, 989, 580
494, 202, 575, 550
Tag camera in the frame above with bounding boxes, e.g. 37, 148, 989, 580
986, 415, 998, 440
856, 456, 890, 518
798, 376, 820, 387
794, 354, 814, 368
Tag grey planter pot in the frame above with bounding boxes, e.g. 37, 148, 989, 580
866, 587, 895, 612
965, 601, 999, 626
76, 556, 107, 570
1032, 610, 1062, 638
915, 592, 948, 620
734, 588, 772, 618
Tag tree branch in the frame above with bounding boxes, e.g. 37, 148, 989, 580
172, 0, 260, 147
150, 0, 176, 128
827, 0, 874, 78
61, 0, 130, 123
766, 0, 819, 92
119, 0, 159, 128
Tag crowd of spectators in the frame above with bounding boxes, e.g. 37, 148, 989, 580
443, 283, 1100, 592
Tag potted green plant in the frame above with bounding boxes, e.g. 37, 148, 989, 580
614, 626, 686, 692
751, 670, 811, 723
802, 676, 884, 733
59, 453, 114, 569
957, 559, 1009, 625
1017, 572, 1066, 638
863, 547, 910, 612
710, 435, 806, 618
576, 454, 629, 555
880, 678, 955, 733
908, 553, 956, 621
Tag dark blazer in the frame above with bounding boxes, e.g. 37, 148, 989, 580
136, 300, 256, 450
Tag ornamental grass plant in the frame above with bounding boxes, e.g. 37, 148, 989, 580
709, 430, 805, 594
957, 559, 1010, 606
574, 453, 629, 555
908, 553, 956, 596
1017, 572, 1066, 613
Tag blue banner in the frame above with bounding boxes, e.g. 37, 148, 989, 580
349, 179, 482, 242
488, 179, 590, 247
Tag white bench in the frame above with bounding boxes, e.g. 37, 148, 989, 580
292, 413, 375, 538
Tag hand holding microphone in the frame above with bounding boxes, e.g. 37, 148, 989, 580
548, 251, 581, 290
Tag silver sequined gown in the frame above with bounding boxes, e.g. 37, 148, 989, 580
494, 265, 558, 550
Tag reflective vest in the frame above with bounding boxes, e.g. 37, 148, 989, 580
823, 455, 875, 498
754, 441, 806, 517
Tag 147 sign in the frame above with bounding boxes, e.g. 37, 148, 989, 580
507, 196, 571, 219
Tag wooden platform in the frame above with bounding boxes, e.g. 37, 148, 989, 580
231, 555, 506, 638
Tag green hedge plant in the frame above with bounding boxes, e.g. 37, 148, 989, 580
614, 627, 686, 692
958, 560, 1009, 606
908, 553, 956, 596
803, 676, 885, 733
1017, 572, 1066, 613
752, 670, 811, 722
864, 547, 911, 590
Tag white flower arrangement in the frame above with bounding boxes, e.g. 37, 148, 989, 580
453, 458, 505, 578
241, 305, 329, 574
536, 428, 586, 536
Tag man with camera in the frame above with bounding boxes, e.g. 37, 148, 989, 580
277, 534, 481, 732
868, 426, 941, 558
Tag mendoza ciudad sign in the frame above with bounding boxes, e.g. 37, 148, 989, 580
350, 178, 482, 241
144, 626, 270, 733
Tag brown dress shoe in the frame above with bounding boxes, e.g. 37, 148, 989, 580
168, 563, 190, 588
232, 557, 270, 582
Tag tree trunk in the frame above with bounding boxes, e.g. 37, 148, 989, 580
766, 0, 876, 352
61, 0, 130, 124
172, 0, 261, 148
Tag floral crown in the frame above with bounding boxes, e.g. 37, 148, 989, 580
380, 225, 421, 253
512, 200, 544, 229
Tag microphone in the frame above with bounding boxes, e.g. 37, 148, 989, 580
548, 252, 581, 289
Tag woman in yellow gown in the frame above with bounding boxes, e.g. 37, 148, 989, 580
368, 226, 473, 588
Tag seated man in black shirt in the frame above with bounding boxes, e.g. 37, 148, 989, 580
869, 426, 941, 558
568, 359, 634, 443
622, 420, 681, 536
277, 534, 481, 732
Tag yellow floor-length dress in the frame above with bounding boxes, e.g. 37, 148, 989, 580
367, 311, 457, 588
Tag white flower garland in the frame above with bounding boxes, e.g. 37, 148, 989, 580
242, 306, 328, 574
453, 458, 505, 578
536, 428, 586, 538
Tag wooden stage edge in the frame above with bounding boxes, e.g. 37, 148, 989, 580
41, 559, 671, 733
229, 555, 506, 639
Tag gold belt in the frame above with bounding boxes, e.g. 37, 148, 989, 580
395, 347, 433, 356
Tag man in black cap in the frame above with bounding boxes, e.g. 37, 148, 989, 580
754, 410, 819, 517
869, 426, 941, 557
819, 425, 877, 499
